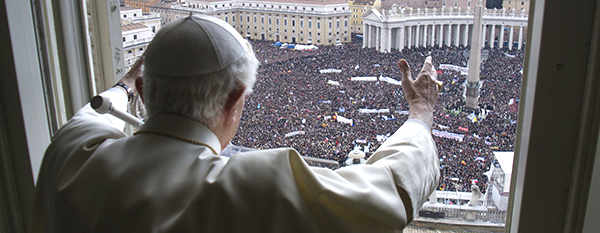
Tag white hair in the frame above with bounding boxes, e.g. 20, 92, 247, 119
142, 40, 259, 128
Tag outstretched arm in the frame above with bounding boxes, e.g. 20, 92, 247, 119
398, 56, 440, 128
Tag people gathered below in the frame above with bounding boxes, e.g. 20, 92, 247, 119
233, 39, 523, 193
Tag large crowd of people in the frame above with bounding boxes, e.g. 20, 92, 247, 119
231, 38, 524, 193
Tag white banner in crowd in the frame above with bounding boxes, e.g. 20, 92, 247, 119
439, 64, 469, 75
336, 115, 354, 125
327, 80, 340, 86
319, 69, 342, 74
432, 129, 465, 142
284, 131, 305, 138
437, 124, 450, 130
356, 139, 367, 144
350, 76, 377, 81
379, 76, 402, 85
359, 108, 390, 114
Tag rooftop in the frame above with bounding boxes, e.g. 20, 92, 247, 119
187, 0, 347, 5
125, 0, 159, 3
121, 23, 148, 32
352, 0, 375, 3
120, 6, 140, 11
151, 1, 176, 8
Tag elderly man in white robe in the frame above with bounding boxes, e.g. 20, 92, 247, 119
30, 14, 440, 233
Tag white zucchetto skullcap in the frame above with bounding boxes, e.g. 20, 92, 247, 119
144, 14, 247, 77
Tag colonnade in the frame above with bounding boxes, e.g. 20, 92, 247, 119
362, 9, 528, 53
364, 23, 526, 52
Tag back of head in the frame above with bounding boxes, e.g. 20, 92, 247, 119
142, 14, 259, 128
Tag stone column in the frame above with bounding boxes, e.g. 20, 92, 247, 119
454, 24, 460, 47
518, 26, 523, 49
481, 25, 486, 48
399, 26, 405, 50
438, 24, 443, 48
380, 26, 386, 52
369, 25, 374, 48
498, 25, 504, 48
373, 25, 377, 48
387, 27, 392, 52
407, 25, 412, 48
446, 24, 451, 47
462, 24, 469, 47
423, 25, 428, 47
431, 24, 436, 47
466, 3, 483, 109
372, 25, 377, 48
422, 25, 426, 47
415, 25, 420, 48
363, 23, 368, 48
421, 25, 425, 48
490, 24, 495, 48
423, 25, 433, 47
509, 25, 514, 50
376, 26, 381, 50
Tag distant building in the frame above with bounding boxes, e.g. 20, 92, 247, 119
122, 23, 154, 70
120, 6, 161, 70
150, 0, 352, 45
121, 6, 162, 33
380, 0, 485, 8
123, 0, 161, 12
362, 6, 528, 52
348, 0, 380, 34
149, 1, 178, 24
502, 0, 529, 12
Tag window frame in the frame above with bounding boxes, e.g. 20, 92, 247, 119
1, 0, 600, 233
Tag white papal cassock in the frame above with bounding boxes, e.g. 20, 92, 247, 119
30, 87, 439, 233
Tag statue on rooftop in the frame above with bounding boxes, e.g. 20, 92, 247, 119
391, 4, 398, 14
468, 184, 482, 206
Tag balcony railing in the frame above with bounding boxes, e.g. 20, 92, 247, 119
123, 37, 153, 48
418, 205, 507, 223
381, 6, 528, 20
171, 5, 351, 16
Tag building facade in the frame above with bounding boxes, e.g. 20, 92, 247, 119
149, 1, 178, 24
122, 23, 154, 70
348, 0, 379, 34
120, 6, 161, 70
502, 0, 529, 12
123, 0, 161, 12
381, 0, 485, 8
362, 6, 528, 52
121, 6, 162, 33
150, 0, 352, 45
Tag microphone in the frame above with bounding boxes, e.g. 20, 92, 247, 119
91, 95, 144, 129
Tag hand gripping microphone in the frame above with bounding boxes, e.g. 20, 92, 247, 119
91, 95, 144, 129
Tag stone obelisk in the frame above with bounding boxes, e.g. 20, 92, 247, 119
465, 2, 483, 109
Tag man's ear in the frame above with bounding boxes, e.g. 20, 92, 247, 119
135, 78, 144, 103
224, 85, 246, 120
